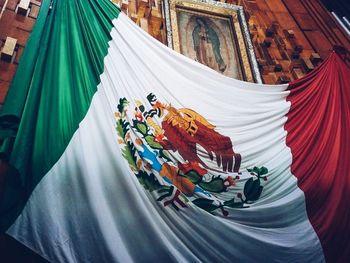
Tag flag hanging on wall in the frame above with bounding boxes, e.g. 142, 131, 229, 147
0, 0, 349, 262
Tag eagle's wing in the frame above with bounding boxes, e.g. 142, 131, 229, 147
193, 121, 241, 173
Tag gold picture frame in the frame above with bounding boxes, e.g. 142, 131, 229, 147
163, 0, 261, 83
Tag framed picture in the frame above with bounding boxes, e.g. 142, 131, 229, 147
163, 0, 262, 83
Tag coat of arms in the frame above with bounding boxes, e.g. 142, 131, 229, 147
115, 93, 268, 216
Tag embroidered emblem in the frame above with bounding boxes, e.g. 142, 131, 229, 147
115, 93, 268, 216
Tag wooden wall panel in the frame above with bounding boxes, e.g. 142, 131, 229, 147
113, 0, 349, 85
282, 0, 308, 14
0, 0, 349, 107
243, 0, 349, 83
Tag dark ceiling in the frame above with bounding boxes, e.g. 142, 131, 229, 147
321, 0, 350, 20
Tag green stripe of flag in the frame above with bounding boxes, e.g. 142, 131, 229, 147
0, 0, 120, 231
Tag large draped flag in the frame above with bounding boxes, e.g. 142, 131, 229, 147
0, 0, 349, 262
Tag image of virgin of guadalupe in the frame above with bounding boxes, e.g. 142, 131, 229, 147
192, 17, 227, 73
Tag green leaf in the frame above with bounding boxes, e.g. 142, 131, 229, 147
247, 166, 269, 176
133, 120, 148, 135
244, 178, 263, 201
119, 119, 130, 137
244, 178, 255, 195
224, 198, 244, 208
122, 146, 137, 170
192, 198, 219, 212
159, 150, 171, 162
253, 166, 260, 174
145, 135, 162, 149
251, 186, 263, 201
117, 98, 129, 113
260, 166, 268, 175
199, 177, 225, 193
182, 170, 202, 184
157, 186, 173, 201
136, 171, 163, 192
116, 120, 127, 139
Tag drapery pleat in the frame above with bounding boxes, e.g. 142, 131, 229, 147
0, 0, 120, 231
0, 0, 348, 262
7, 13, 325, 263
286, 52, 350, 263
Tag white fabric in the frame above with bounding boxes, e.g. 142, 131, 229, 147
8, 13, 325, 262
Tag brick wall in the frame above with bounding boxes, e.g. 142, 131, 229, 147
0, 0, 41, 106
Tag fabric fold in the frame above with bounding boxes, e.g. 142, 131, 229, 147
1, 1, 348, 262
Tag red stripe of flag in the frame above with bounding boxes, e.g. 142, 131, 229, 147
285, 52, 350, 263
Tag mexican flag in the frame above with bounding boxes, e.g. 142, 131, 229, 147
0, 0, 349, 262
